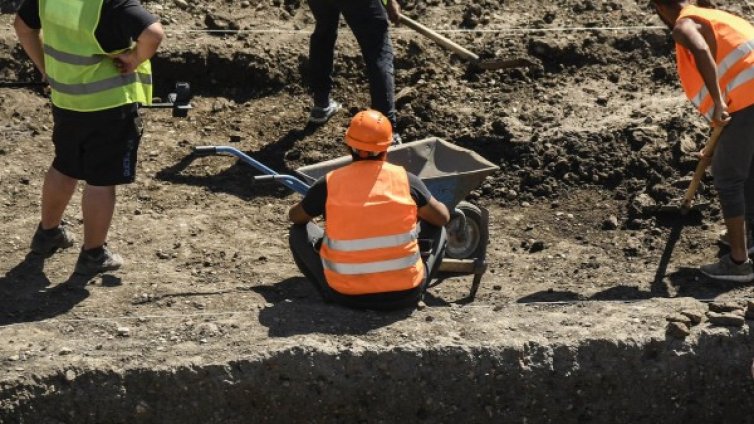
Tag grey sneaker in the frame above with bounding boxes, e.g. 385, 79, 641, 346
74, 245, 123, 275
700, 254, 754, 282
30, 223, 74, 255
717, 231, 754, 254
308, 99, 342, 124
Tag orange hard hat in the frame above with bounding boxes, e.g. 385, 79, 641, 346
345, 109, 392, 153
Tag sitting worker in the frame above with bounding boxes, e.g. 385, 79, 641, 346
650, 0, 754, 282
306, 0, 403, 144
288, 110, 450, 310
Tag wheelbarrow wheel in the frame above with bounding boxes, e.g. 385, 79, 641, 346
446, 201, 488, 260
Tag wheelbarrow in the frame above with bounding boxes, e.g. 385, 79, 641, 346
193, 137, 499, 299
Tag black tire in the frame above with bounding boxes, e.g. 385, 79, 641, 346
445, 201, 489, 260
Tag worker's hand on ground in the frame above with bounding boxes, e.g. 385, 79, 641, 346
712, 102, 731, 127
386, 0, 401, 25
111, 50, 140, 75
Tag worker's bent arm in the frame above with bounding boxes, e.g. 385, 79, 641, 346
112, 22, 164, 74
673, 18, 724, 107
289, 202, 314, 225
418, 197, 450, 227
13, 15, 45, 77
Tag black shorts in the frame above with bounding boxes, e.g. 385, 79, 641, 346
51, 104, 143, 186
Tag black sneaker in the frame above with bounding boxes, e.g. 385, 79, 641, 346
308, 99, 342, 124
30, 223, 74, 255
74, 245, 123, 275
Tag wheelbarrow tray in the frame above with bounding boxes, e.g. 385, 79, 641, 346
295, 137, 499, 210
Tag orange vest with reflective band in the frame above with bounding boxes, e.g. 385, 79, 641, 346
320, 160, 424, 295
676, 5, 754, 121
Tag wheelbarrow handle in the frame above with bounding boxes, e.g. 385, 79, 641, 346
681, 126, 724, 214
398, 14, 479, 62
192, 146, 217, 156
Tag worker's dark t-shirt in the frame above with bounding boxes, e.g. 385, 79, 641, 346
16, 0, 158, 119
301, 167, 433, 218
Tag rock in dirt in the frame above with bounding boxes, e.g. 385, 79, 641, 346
666, 321, 690, 339
117, 327, 131, 337
707, 312, 745, 327
629, 193, 656, 216
204, 14, 240, 31
65, 369, 77, 382
602, 215, 619, 230
665, 314, 692, 325
59, 347, 73, 355
680, 310, 704, 325
528, 240, 547, 254
709, 301, 743, 314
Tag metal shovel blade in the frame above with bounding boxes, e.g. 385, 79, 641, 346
475, 57, 536, 70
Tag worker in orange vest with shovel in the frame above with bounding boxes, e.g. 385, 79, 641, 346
651, 0, 754, 282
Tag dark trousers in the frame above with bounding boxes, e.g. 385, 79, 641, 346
289, 221, 447, 310
307, 0, 397, 128
711, 104, 754, 224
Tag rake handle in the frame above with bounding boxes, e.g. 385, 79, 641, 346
398, 14, 479, 62
681, 126, 724, 213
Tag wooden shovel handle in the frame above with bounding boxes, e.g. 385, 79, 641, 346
681, 126, 725, 212
398, 14, 479, 62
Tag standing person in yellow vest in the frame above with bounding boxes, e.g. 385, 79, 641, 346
288, 110, 450, 309
14, 0, 163, 274
306, 0, 403, 144
651, 0, 754, 282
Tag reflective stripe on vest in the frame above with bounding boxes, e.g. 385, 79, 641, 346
690, 38, 754, 109
43, 44, 104, 66
47, 72, 152, 96
323, 229, 418, 251
322, 252, 421, 276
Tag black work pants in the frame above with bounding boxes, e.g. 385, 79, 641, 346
289, 221, 447, 310
307, 0, 397, 128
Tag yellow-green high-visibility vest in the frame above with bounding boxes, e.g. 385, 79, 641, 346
39, 0, 152, 112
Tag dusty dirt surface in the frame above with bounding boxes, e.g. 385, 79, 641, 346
2, 0, 754, 418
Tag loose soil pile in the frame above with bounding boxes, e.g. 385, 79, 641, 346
2, 0, 754, 421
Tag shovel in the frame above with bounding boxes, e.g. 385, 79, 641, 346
679, 126, 724, 214
398, 14, 534, 71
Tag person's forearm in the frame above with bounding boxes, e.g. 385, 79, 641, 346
692, 47, 725, 105
13, 16, 45, 76
133, 22, 164, 63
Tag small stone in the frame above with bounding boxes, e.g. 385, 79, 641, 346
666, 321, 690, 339
680, 310, 704, 325
174, 0, 188, 9
602, 215, 619, 230
65, 369, 77, 382
117, 327, 131, 337
529, 240, 546, 253
416, 301, 427, 311
709, 301, 743, 313
59, 347, 73, 355
425, 315, 434, 322
492, 285, 502, 291
707, 312, 745, 327
666, 314, 692, 325
8, 355, 19, 362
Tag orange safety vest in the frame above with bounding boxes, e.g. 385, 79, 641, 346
320, 160, 424, 295
676, 5, 754, 121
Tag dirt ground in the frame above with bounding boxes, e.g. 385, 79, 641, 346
2, 0, 754, 388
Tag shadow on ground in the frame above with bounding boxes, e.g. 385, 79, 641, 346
155, 123, 320, 200
254, 277, 414, 337
0, 253, 93, 326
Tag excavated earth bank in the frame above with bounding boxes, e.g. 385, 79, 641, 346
3, 0, 754, 422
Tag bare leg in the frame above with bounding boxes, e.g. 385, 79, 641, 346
726, 216, 748, 263
82, 184, 116, 250
41, 167, 77, 229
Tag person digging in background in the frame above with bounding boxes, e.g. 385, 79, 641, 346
14, 0, 164, 274
306, 0, 404, 145
288, 110, 450, 310
650, 0, 754, 282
